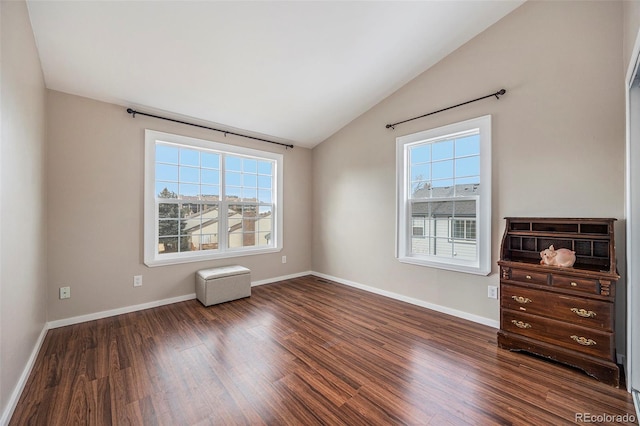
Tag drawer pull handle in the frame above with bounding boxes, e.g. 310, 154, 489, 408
525, 275, 532, 280
511, 320, 532, 329
571, 282, 578, 287
512, 295, 532, 304
571, 308, 597, 318
570, 335, 597, 346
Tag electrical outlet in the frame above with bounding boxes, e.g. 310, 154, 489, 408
59, 286, 71, 299
133, 275, 143, 287
282, 255, 287, 264
487, 285, 498, 299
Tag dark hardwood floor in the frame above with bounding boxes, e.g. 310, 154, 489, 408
10, 275, 637, 425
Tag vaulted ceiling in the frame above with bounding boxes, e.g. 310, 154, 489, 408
27, 1, 523, 148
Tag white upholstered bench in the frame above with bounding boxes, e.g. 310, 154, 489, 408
195, 265, 251, 306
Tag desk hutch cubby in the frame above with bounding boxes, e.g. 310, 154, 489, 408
497, 217, 620, 387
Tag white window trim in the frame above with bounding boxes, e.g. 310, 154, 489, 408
144, 129, 283, 267
396, 115, 491, 275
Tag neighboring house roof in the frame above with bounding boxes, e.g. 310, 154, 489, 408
411, 184, 479, 217
182, 206, 272, 234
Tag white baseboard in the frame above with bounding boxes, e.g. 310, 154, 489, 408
633, 390, 639, 423
47, 293, 197, 329
251, 270, 313, 287
47, 271, 314, 329
310, 271, 500, 329
1, 325, 48, 426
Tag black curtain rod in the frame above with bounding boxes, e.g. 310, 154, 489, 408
126, 108, 294, 149
385, 89, 506, 130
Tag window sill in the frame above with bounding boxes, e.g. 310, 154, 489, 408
145, 246, 282, 267
398, 255, 490, 276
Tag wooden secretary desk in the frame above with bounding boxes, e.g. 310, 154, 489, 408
497, 217, 620, 387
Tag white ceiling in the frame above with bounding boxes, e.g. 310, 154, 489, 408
27, 1, 523, 148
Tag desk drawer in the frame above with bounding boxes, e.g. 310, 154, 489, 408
551, 275, 599, 295
509, 268, 549, 286
501, 310, 613, 359
501, 284, 612, 330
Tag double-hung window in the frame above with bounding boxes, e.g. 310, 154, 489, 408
396, 115, 491, 275
144, 130, 283, 267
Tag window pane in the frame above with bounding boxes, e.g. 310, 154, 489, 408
243, 188, 257, 201
179, 183, 199, 198
411, 181, 430, 198
158, 237, 179, 253
156, 145, 179, 164
455, 156, 480, 178
256, 232, 271, 247
411, 163, 430, 182
258, 175, 272, 189
228, 204, 243, 248
258, 190, 272, 203
226, 171, 241, 186
242, 174, 258, 188
156, 164, 178, 182
432, 160, 453, 180
258, 161, 272, 175
156, 184, 178, 198
226, 187, 241, 201
431, 180, 454, 197
226, 156, 242, 171
158, 203, 179, 219
259, 205, 272, 216
410, 145, 430, 164
180, 149, 199, 166
452, 199, 476, 219
179, 166, 200, 183
180, 203, 199, 218
455, 135, 479, 157
432, 140, 453, 161
201, 152, 220, 169
201, 169, 219, 185
158, 219, 178, 236
410, 202, 430, 254
199, 234, 219, 251
201, 185, 220, 201
243, 159, 257, 173
179, 235, 194, 252
257, 206, 273, 233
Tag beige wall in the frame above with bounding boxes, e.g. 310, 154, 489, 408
312, 0, 625, 327
0, 0, 48, 419
46, 91, 312, 321
624, 0, 640, 72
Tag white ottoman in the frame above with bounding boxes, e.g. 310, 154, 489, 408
196, 265, 251, 306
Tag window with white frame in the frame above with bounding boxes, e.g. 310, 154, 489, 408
396, 115, 491, 275
144, 130, 283, 267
